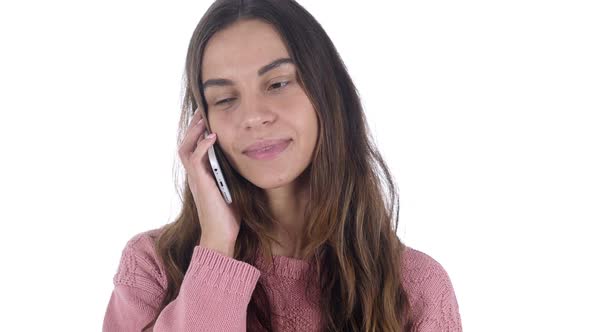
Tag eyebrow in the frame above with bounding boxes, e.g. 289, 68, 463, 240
202, 57, 294, 91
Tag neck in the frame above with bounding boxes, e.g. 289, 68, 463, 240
264, 167, 311, 258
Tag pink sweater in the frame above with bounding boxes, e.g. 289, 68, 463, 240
102, 228, 462, 331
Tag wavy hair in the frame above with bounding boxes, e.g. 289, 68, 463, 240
142, 0, 414, 331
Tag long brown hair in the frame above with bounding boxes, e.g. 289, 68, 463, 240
142, 0, 414, 331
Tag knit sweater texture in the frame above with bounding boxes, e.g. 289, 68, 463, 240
102, 227, 462, 331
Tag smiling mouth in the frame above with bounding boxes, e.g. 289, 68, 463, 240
243, 139, 292, 160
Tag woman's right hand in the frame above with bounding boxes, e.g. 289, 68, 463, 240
178, 110, 241, 257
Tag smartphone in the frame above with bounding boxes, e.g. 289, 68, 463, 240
204, 128, 233, 204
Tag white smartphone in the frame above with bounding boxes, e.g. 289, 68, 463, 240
204, 128, 233, 204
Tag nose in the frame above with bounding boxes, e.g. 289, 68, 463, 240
240, 93, 277, 131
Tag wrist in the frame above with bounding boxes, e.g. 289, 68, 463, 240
199, 236, 235, 258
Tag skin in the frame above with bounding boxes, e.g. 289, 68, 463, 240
200, 19, 319, 259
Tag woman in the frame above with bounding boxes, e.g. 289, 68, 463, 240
102, 0, 462, 331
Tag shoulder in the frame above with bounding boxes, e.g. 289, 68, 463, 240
401, 245, 462, 331
112, 226, 168, 296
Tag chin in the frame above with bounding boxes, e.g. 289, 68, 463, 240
247, 173, 294, 190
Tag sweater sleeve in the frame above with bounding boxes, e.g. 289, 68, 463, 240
402, 248, 462, 332
102, 240, 261, 332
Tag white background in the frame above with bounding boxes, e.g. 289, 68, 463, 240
1, 1, 588, 331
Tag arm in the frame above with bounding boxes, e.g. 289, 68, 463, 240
414, 261, 462, 332
402, 248, 462, 332
103, 244, 261, 332
411, 274, 462, 332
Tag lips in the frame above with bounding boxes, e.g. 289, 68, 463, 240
242, 138, 292, 153
242, 139, 292, 160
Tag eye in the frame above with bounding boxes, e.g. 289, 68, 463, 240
215, 97, 235, 106
269, 81, 290, 91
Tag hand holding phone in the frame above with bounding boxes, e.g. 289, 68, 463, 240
178, 110, 240, 256
204, 127, 232, 204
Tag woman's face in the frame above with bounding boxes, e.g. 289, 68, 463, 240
201, 19, 318, 189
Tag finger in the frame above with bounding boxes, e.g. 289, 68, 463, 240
191, 111, 210, 148
179, 118, 205, 155
189, 132, 217, 172
179, 118, 207, 168
188, 109, 204, 130
195, 122, 208, 147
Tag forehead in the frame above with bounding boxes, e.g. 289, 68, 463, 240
201, 19, 291, 81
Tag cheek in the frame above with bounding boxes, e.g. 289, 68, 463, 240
209, 116, 230, 138
217, 134, 233, 154
290, 95, 318, 132
208, 119, 232, 152
219, 134, 243, 165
